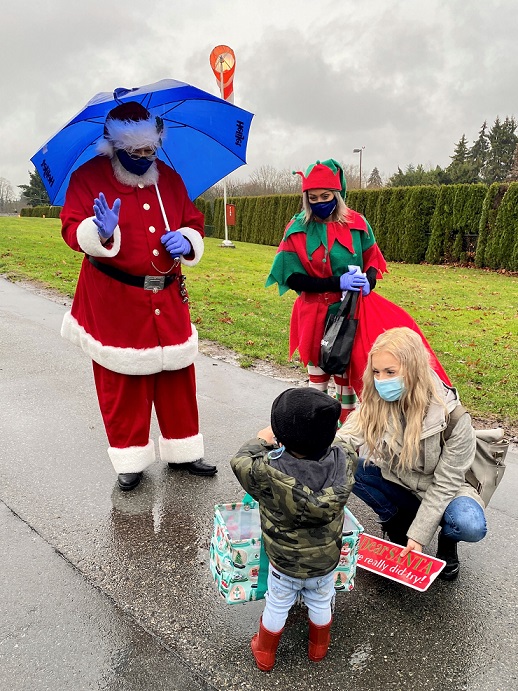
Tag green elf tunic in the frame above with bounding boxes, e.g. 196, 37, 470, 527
266, 210, 387, 367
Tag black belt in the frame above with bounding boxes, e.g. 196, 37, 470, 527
87, 255, 176, 291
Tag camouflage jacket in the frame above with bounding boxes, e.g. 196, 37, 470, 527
230, 438, 357, 579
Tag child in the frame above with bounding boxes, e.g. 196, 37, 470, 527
230, 387, 357, 671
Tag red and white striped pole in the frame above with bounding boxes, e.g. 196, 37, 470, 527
210, 45, 236, 247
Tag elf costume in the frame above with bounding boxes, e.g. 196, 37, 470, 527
266, 159, 387, 423
266, 159, 451, 422
61, 102, 216, 490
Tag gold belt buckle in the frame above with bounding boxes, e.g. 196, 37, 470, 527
144, 275, 166, 291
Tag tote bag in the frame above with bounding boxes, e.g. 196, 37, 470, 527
209, 501, 364, 604
319, 291, 360, 375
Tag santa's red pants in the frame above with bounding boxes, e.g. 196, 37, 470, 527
92, 362, 204, 474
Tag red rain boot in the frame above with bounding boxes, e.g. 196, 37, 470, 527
308, 619, 332, 662
250, 618, 284, 671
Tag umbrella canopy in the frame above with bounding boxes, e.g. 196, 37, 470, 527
31, 79, 254, 205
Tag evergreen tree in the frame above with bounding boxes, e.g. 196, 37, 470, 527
425, 185, 456, 264
401, 186, 438, 263
450, 183, 487, 261
373, 188, 394, 255
475, 183, 508, 268
490, 182, 518, 270
367, 167, 383, 188
468, 121, 489, 181
484, 116, 518, 183
506, 142, 518, 181
447, 134, 477, 183
384, 188, 411, 260
18, 169, 50, 207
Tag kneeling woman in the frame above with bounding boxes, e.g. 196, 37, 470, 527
336, 327, 487, 580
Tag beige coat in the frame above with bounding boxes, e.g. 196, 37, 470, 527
337, 373, 484, 546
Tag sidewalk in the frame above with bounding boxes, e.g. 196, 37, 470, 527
1, 276, 517, 691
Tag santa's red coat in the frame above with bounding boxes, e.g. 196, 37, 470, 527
60, 156, 205, 375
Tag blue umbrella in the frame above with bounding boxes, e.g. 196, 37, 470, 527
31, 78, 254, 205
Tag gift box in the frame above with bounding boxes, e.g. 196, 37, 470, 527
209, 501, 364, 604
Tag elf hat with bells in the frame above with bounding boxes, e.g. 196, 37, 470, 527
96, 101, 165, 157
293, 158, 347, 199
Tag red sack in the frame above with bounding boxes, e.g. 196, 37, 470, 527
349, 292, 451, 397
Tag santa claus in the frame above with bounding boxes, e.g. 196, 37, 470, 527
60, 101, 216, 491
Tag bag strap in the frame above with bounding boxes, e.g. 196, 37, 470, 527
242, 493, 269, 598
336, 290, 359, 319
442, 404, 468, 443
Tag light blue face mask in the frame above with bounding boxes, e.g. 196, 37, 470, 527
374, 376, 405, 402
268, 445, 285, 460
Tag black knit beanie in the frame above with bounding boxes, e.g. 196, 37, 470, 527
270, 388, 341, 456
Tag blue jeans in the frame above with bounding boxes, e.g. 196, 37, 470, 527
261, 565, 335, 632
353, 459, 487, 543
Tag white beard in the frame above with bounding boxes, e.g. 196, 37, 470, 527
111, 156, 159, 188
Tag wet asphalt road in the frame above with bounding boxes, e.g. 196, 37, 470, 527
0, 276, 517, 691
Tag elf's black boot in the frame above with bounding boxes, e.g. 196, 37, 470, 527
436, 531, 460, 581
380, 510, 415, 546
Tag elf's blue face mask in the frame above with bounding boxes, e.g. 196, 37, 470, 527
374, 376, 406, 402
116, 149, 155, 176
310, 198, 337, 220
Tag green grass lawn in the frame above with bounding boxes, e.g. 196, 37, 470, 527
1, 216, 517, 426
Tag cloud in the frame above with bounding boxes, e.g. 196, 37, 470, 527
2, 0, 518, 193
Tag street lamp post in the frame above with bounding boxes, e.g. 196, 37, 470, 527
353, 147, 365, 188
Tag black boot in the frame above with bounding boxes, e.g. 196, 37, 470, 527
381, 510, 415, 546
117, 472, 143, 491
168, 459, 217, 477
436, 531, 460, 581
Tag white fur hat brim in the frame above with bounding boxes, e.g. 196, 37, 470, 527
96, 117, 165, 157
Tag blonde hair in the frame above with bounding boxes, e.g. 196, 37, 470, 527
343, 327, 445, 471
301, 190, 354, 225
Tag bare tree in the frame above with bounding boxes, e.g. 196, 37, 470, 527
0, 177, 16, 212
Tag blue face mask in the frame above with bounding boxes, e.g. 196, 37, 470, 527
310, 198, 337, 220
116, 149, 155, 176
374, 376, 405, 402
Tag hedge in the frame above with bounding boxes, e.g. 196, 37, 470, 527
19, 183, 518, 270
20, 205, 62, 218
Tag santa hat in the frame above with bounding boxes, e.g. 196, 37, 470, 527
96, 101, 165, 157
294, 158, 347, 199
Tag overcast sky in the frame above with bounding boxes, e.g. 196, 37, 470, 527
2, 0, 518, 195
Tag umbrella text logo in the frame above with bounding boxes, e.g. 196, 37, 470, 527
235, 121, 245, 147
41, 160, 55, 187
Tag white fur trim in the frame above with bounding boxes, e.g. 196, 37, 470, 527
76, 217, 121, 257
178, 227, 204, 267
99, 117, 163, 155
159, 434, 204, 464
61, 312, 199, 375
109, 439, 155, 474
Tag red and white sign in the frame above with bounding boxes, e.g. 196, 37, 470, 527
210, 45, 236, 102
357, 533, 445, 592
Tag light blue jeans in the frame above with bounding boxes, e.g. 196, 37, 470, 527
261, 564, 335, 633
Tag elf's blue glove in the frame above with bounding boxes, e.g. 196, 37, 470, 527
93, 193, 121, 241
161, 230, 192, 258
339, 269, 367, 292
362, 281, 371, 296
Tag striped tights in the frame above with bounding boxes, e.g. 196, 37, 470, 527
307, 365, 356, 425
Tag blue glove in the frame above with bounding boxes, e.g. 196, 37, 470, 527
160, 231, 192, 258
339, 269, 367, 292
93, 193, 121, 241
362, 281, 371, 296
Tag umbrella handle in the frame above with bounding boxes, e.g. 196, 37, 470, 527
154, 183, 171, 232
